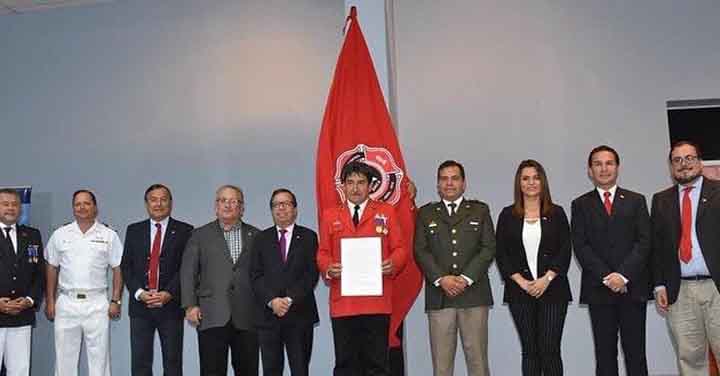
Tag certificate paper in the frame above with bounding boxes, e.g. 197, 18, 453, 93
340, 237, 383, 296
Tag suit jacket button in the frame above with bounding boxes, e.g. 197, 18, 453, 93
452, 252, 457, 257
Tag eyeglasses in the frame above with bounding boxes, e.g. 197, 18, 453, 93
671, 155, 699, 166
216, 198, 243, 206
271, 201, 294, 209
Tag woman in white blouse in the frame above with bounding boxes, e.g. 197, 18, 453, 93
496, 159, 572, 376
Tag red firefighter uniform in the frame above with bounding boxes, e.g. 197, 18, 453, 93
317, 200, 407, 318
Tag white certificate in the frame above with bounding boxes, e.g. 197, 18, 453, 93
340, 237, 383, 296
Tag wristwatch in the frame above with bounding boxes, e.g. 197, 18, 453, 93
110, 299, 122, 305
546, 274, 554, 282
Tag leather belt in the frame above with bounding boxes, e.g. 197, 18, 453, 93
680, 275, 712, 281
59, 288, 106, 299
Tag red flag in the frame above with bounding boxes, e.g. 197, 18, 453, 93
315, 6, 422, 347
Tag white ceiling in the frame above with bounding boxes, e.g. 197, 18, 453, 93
0, 0, 112, 15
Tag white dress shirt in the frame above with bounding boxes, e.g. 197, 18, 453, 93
596, 185, 618, 204
442, 197, 464, 216
347, 199, 369, 222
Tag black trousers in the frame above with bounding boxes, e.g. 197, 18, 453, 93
331, 314, 390, 376
389, 321, 404, 376
509, 301, 568, 376
129, 315, 184, 376
588, 302, 648, 376
197, 321, 259, 376
258, 323, 314, 376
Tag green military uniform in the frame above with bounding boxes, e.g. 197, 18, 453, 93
414, 199, 496, 310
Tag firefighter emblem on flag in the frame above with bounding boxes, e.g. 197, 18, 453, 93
334, 144, 404, 205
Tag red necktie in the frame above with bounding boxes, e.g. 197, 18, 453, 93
279, 229, 288, 263
148, 223, 162, 290
679, 186, 694, 263
603, 191, 612, 215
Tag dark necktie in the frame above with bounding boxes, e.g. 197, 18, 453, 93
353, 205, 361, 226
148, 223, 162, 290
448, 203, 457, 216
603, 191, 612, 215
279, 229, 288, 263
2, 227, 14, 254
679, 186, 694, 263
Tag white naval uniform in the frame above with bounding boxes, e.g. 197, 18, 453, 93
45, 221, 123, 376
0, 325, 31, 376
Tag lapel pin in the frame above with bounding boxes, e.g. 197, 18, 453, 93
436, 207, 441, 211
619, 194, 625, 199
465, 204, 470, 209
703, 198, 708, 203
542, 217, 548, 221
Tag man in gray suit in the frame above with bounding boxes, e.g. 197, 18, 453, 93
415, 160, 496, 376
181, 185, 260, 376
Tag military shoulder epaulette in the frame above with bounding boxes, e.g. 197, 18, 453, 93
51, 222, 72, 231
419, 201, 439, 210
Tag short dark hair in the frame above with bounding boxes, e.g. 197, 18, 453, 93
0, 188, 20, 201
269, 188, 297, 209
341, 161, 375, 183
72, 189, 97, 206
588, 145, 620, 168
437, 160, 466, 180
144, 184, 173, 202
669, 140, 702, 161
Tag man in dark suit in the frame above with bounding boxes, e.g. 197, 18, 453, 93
414, 160, 496, 376
652, 141, 720, 376
250, 188, 319, 376
121, 184, 193, 376
181, 184, 260, 376
0, 188, 44, 376
571, 145, 651, 376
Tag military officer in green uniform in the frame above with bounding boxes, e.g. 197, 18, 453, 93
415, 160, 496, 376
